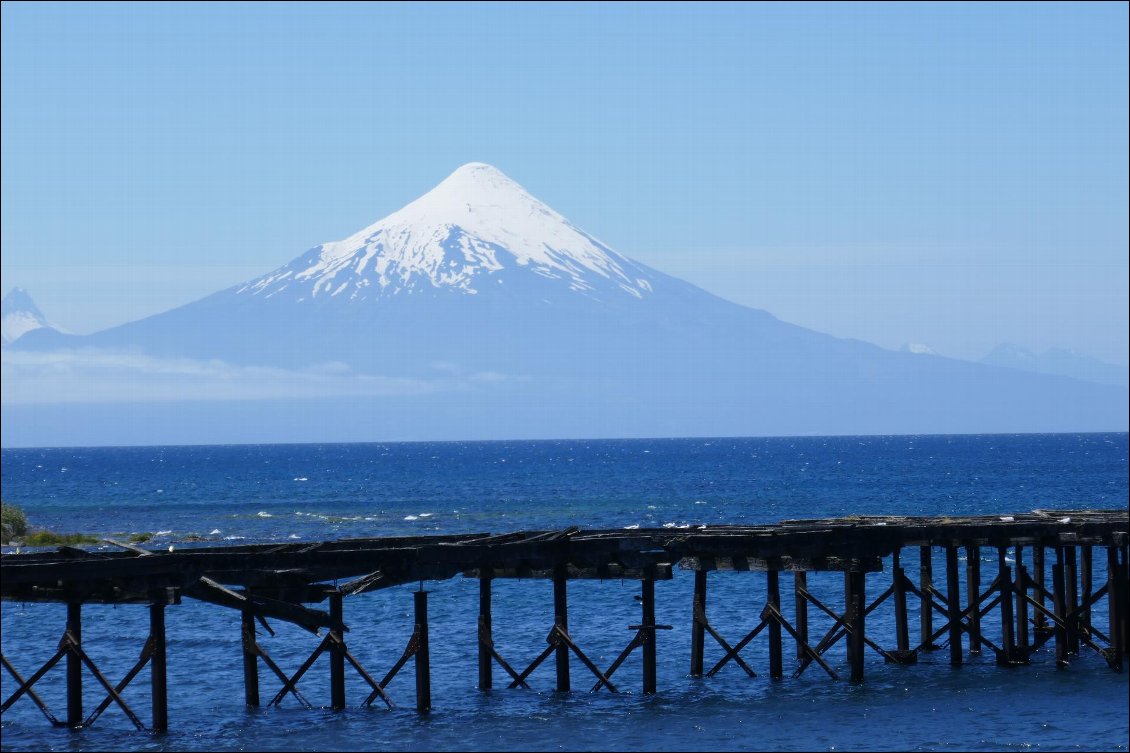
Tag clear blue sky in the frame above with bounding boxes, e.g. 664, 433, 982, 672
2, 1, 1127, 364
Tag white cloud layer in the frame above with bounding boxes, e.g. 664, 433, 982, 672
1, 348, 522, 404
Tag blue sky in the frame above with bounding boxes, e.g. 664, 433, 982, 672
2, 1, 1127, 364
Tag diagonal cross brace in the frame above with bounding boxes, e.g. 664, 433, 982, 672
509, 625, 620, 692
82, 636, 155, 728
793, 584, 897, 677
694, 605, 758, 678
589, 623, 675, 693
258, 630, 393, 710
478, 621, 530, 689
2, 630, 149, 731
1, 651, 65, 724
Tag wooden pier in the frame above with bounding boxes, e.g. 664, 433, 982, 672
2, 508, 1126, 733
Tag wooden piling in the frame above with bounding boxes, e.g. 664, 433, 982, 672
1033, 546, 1047, 629
998, 548, 1015, 665
920, 546, 935, 649
1065, 546, 1080, 654
691, 570, 707, 677
329, 591, 346, 710
844, 572, 854, 667
1080, 546, 1093, 637
794, 571, 809, 661
553, 566, 570, 692
767, 570, 783, 680
1015, 546, 1029, 660
965, 545, 981, 654
66, 603, 82, 728
945, 546, 962, 665
241, 609, 259, 707
414, 590, 431, 713
149, 603, 168, 733
642, 574, 657, 693
1109, 546, 1125, 670
1122, 545, 1129, 651
478, 573, 493, 690
1052, 560, 1068, 667
892, 554, 910, 654
848, 570, 865, 682
1121, 545, 1129, 651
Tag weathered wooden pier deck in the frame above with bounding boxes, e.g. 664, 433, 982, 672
2, 508, 1127, 733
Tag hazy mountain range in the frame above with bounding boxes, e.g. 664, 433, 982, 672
979, 343, 1126, 388
3, 163, 1126, 446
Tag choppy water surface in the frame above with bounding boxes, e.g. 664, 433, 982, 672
2, 434, 1127, 751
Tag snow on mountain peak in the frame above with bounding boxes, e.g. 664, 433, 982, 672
239, 163, 656, 302
1, 288, 59, 346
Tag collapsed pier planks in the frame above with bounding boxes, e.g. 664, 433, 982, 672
1, 508, 1127, 732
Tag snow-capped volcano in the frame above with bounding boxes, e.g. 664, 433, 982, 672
1, 288, 59, 346
8, 162, 1125, 444
240, 163, 655, 303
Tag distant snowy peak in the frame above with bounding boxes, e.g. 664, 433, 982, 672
238, 163, 656, 302
1, 288, 59, 346
900, 342, 938, 356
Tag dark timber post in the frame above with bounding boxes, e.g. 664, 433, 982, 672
844, 572, 854, 667
893, 552, 910, 654
1033, 546, 1047, 629
149, 602, 168, 733
1015, 546, 1029, 660
1052, 559, 1068, 667
329, 591, 346, 710
767, 569, 783, 680
553, 565, 570, 692
848, 569, 866, 682
478, 573, 493, 690
998, 548, 1015, 665
1122, 545, 1129, 651
1080, 546, 1093, 638
414, 590, 431, 713
66, 602, 82, 728
1108, 546, 1124, 670
945, 545, 962, 665
965, 545, 981, 653
1065, 546, 1080, 654
241, 609, 260, 707
642, 572, 657, 693
795, 571, 809, 661
691, 570, 707, 676
920, 546, 935, 649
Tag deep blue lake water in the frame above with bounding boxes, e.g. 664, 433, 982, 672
1, 434, 1127, 751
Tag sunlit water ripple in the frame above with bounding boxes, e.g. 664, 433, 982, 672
2, 434, 1127, 751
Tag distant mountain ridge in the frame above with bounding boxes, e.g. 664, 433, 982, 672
980, 343, 1127, 387
7, 163, 1127, 444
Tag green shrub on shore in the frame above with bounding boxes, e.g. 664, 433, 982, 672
2, 501, 98, 547
2, 503, 29, 544
21, 531, 100, 546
